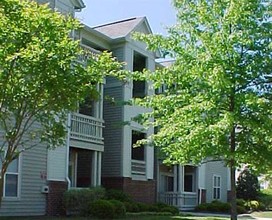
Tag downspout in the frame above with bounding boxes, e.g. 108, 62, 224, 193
65, 113, 72, 189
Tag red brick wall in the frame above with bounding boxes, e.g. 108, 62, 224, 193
102, 177, 156, 204
46, 181, 68, 216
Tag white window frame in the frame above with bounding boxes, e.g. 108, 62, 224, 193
1, 152, 21, 199
213, 175, 221, 200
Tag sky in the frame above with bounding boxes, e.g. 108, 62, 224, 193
75, 0, 177, 36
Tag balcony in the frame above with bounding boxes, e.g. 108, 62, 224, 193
159, 192, 197, 210
77, 44, 100, 65
70, 112, 104, 145
131, 159, 146, 177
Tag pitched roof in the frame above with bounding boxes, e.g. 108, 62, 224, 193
93, 17, 148, 39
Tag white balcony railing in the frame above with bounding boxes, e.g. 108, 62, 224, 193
131, 159, 146, 176
77, 44, 100, 65
70, 113, 104, 144
159, 192, 197, 210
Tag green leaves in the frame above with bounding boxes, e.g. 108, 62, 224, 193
132, 0, 272, 172
0, 0, 124, 154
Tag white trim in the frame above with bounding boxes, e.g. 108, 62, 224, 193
2, 153, 21, 199
212, 175, 221, 200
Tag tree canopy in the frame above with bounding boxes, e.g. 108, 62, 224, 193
134, 0, 272, 173
0, 0, 123, 201
133, 0, 272, 219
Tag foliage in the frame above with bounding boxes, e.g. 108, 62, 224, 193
108, 199, 126, 218
123, 201, 140, 212
258, 189, 272, 210
195, 200, 231, 213
236, 168, 260, 200
106, 189, 132, 202
0, 0, 124, 202
63, 187, 106, 216
133, 0, 272, 219
89, 199, 115, 219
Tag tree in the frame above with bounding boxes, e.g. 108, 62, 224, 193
236, 168, 260, 200
0, 0, 123, 204
133, 0, 272, 219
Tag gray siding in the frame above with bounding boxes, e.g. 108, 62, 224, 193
205, 161, 228, 203
102, 84, 123, 177
35, 0, 55, 8
0, 124, 47, 216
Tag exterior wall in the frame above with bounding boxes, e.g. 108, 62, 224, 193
102, 177, 156, 204
204, 161, 229, 203
0, 127, 48, 216
47, 146, 67, 181
102, 79, 123, 177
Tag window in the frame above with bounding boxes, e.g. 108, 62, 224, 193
133, 52, 147, 98
0, 156, 20, 198
213, 175, 221, 200
131, 131, 145, 161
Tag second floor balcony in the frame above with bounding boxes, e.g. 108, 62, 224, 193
70, 112, 104, 145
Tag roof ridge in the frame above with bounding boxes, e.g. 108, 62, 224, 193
93, 17, 142, 29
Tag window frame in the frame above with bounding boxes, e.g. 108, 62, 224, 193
1, 152, 21, 200
213, 175, 221, 200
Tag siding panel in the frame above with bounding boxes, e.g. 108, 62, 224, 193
102, 85, 123, 177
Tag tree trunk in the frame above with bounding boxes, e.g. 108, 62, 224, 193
230, 159, 237, 220
0, 165, 6, 207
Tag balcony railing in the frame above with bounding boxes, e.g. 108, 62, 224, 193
131, 159, 146, 176
77, 44, 100, 65
70, 113, 104, 144
159, 192, 197, 210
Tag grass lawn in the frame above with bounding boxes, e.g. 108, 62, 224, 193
0, 215, 228, 220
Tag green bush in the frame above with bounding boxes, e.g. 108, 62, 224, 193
236, 199, 246, 207
106, 189, 132, 202
90, 199, 115, 219
246, 200, 260, 211
237, 205, 247, 214
161, 206, 180, 215
108, 199, 126, 218
151, 202, 179, 215
123, 201, 140, 212
195, 200, 231, 213
236, 168, 260, 200
258, 189, 272, 210
63, 187, 106, 216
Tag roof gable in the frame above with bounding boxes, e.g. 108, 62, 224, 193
93, 17, 152, 39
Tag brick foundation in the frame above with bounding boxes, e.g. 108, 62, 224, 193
46, 181, 68, 216
102, 177, 156, 204
198, 189, 206, 204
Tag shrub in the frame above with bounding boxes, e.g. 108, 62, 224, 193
195, 200, 231, 213
63, 187, 106, 216
108, 199, 126, 218
106, 189, 132, 202
258, 189, 272, 210
161, 206, 179, 215
236, 199, 246, 207
123, 201, 140, 212
236, 168, 260, 200
90, 199, 115, 219
237, 205, 247, 214
246, 200, 260, 211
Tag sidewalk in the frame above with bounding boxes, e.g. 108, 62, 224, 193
184, 212, 272, 219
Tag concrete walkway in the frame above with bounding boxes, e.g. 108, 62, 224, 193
184, 212, 272, 219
